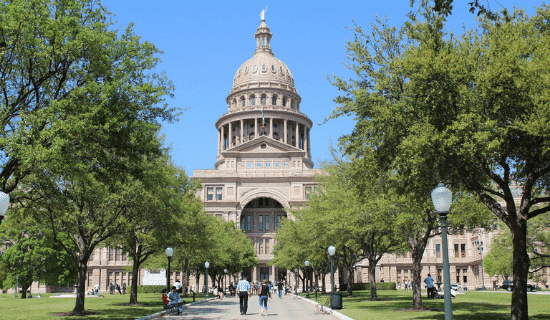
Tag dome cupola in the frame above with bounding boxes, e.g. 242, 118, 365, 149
229, 11, 297, 101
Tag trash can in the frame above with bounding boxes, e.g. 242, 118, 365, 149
330, 292, 343, 310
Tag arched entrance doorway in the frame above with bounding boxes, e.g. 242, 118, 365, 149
239, 196, 287, 283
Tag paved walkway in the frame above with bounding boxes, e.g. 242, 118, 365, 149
161, 294, 343, 320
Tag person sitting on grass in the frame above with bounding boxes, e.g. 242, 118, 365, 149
164, 287, 183, 313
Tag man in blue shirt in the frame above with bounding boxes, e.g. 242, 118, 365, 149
424, 274, 435, 298
237, 276, 251, 315
167, 286, 183, 313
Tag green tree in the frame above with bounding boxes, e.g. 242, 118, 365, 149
331, 5, 550, 318
0, 0, 176, 314
271, 217, 310, 291
484, 231, 513, 279
105, 158, 200, 304
274, 159, 406, 298
0, 213, 77, 298
0, 0, 176, 195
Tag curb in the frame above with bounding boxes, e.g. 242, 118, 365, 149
135, 297, 216, 320
291, 294, 354, 320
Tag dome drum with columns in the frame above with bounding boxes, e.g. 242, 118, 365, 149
192, 12, 320, 285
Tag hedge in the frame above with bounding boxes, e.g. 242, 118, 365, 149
133, 285, 166, 293
339, 282, 396, 291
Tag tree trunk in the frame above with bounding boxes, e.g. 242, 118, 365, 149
347, 266, 353, 296
129, 260, 140, 304
322, 272, 326, 293
195, 270, 201, 293
411, 251, 425, 309
72, 261, 87, 313
511, 220, 529, 320
369, 262, 378, 300
20, 284, 30, 299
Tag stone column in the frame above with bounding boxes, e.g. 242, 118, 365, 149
221, 125, 225, 151
228, 122, 232, 147
284, 120, 288, 144
269, 118, 273, 139
308, 128, 311, 157
240, 119, 244, 144
295, 122, 299, 148
217, 128, 221, 156
272, 264, 276, 282
304, 127, 308, 157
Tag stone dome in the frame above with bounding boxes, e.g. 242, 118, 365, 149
232, 53, 295, 91
230, 19, 297, 95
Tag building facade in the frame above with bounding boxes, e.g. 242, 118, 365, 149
192, 15, 320, 284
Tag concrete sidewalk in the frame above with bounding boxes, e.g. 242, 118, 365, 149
160, 294, 350, 320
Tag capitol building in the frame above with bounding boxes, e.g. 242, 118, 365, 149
24, 14, 547, 295
192, 13, 319, 284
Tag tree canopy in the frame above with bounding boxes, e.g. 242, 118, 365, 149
0, 0, 179, 314
330, 4, 549, 319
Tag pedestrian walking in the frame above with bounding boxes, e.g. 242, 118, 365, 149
237, 276, 251, 315
277, 280, 284, 298
259, 279, 271, 316
424, 274, 435, 298
122, 283, 126, 294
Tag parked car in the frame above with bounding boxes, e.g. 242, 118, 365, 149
500, 280, 537, 292
450, 283, 467, 292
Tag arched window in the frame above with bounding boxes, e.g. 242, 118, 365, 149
251, 95, 256, 105
261, 95, 266, 105
272, 95, 277, 105
282, 97, 287, 107
241, 97, 245, 107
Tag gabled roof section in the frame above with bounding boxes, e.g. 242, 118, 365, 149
223, 136, 303, 155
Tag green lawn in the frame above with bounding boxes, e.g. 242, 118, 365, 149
304, 290, 550, 320
0, 292, 206, 320
2, 290, 549, 319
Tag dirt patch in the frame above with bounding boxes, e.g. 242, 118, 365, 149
114, 303, 145, 307
54, 311, 99, 317
396, 307, 442, 312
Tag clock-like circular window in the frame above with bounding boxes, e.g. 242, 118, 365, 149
260, 143, 267, 150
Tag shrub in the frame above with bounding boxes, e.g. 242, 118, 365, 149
339, 282, 396, 291
135, 285, 166, 293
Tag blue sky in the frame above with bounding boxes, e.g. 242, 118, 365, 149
101, 0, 541, 176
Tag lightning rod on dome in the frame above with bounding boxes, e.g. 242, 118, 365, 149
260, 7, 267, 21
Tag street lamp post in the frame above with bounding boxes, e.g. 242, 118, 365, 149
431, 183, 453, 320
476, 240, 486, 290
205, 261, 210, 298
328, 245, 336, 294
294, 268, 298, 296
224, 269, 227, 295
305, 260, 310, 299
165, 247, 173, 292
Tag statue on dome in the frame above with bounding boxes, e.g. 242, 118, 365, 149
260, 7, 267, 21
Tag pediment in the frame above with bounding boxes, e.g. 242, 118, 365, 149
224, 136, 302, 154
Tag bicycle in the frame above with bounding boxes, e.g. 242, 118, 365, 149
314, 296, 332, 315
